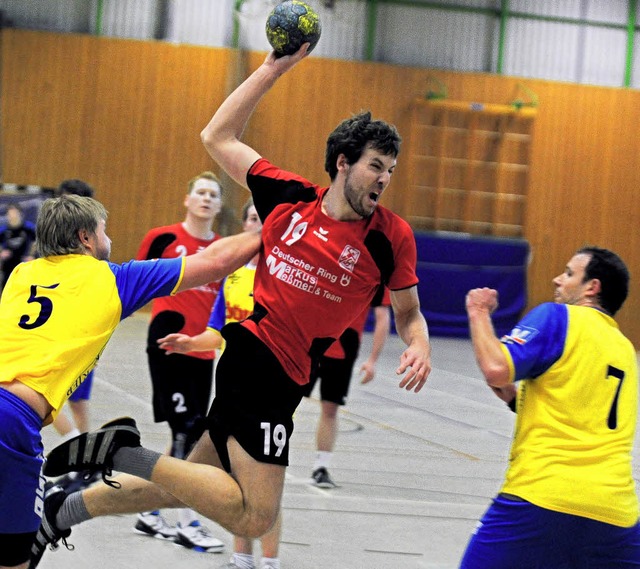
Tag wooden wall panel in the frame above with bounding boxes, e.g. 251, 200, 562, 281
2, 30, 639, 346
1, 30, 233, 262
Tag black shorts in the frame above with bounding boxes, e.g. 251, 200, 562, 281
207, 323, 305, 472
302, 354, 357, 405
302, 328, 360, 405
146, 347, 214, 430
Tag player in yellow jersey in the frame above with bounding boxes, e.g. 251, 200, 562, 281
0, 194, 260, 569
461, 246, 639, 568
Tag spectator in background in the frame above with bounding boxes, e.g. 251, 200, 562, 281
133, 171, 225, 554
304, 287, 391, 489
0, 202, 36, 291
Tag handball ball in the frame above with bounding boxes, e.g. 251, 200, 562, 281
266, 1, 322, 57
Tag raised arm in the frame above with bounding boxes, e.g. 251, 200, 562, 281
200, 46, 311, 188
179, 230, 260, 292
390, 286, 431, 393
465, 288, 511, 388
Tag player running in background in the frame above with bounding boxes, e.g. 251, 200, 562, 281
158, 198, 282, 569
49, 179, 101, 493
133, 172, 225, 553
305, 286, 391, 489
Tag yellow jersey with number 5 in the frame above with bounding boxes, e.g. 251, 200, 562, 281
0, 254, 184, 419
500, 303, 638, 527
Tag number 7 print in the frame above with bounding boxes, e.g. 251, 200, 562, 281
606, 365, 625, 430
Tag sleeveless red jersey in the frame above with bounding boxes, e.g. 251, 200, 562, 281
244, 159, 417, 384
136, 222, 220, 360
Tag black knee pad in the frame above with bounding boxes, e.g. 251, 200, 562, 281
170, 416, 206, 459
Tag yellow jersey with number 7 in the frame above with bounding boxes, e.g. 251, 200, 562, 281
500, 303, 638, 527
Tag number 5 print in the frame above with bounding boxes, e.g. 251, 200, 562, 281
19, 284, 60, 330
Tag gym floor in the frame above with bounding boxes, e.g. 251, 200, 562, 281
38, 311, 640, 569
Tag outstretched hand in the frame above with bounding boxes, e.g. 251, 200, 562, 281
396, 341, 431, 393
157, 333, 192, 355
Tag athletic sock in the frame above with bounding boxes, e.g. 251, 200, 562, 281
232, 552, 256, 569
56, 490, 91, 530
313, 451, 333, 471
177, 507, 198, 528
113, 446, 162, 481
261, 556, 281, 569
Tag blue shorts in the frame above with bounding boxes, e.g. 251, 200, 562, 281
68, 369, 94, 401
459, 494, 640, 569
0, 388, 45, 534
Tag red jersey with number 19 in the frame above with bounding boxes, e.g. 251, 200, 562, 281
244, 158, 418, 385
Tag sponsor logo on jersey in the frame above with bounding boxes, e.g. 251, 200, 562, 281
266, 251, 318, 293
313, 226, 329, 242
501, 325, 539, 345
339, 245, 360, 272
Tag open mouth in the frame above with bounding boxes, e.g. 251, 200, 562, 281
369, 192, 379, 203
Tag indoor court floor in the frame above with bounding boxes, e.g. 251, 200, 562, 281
37, 311, 640, 569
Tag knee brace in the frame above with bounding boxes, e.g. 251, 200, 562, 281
169, 416, 206, 459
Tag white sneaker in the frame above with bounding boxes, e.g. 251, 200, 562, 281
133, 511, 177, 540
174, 520, 224, 553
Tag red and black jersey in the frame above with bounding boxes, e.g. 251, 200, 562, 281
324, 286, 391, 360
136, 222, 221, 360
244, 158, 418, 385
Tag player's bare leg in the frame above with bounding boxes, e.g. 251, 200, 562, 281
80, 432, 283, 538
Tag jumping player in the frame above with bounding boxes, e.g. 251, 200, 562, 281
30, 44, 432, 568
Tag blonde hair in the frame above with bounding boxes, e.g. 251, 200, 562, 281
36, 195, 108, 257
187, 171, 222, 194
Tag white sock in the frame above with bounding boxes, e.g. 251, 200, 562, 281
261, 557, 281, 569
232, 552, 255, 569
314, 451, 333, 471
177, 508, 197, 528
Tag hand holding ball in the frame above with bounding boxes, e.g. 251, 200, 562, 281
266, 1, 322, 57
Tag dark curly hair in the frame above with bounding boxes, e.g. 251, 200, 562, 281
324, 111, 401, 181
